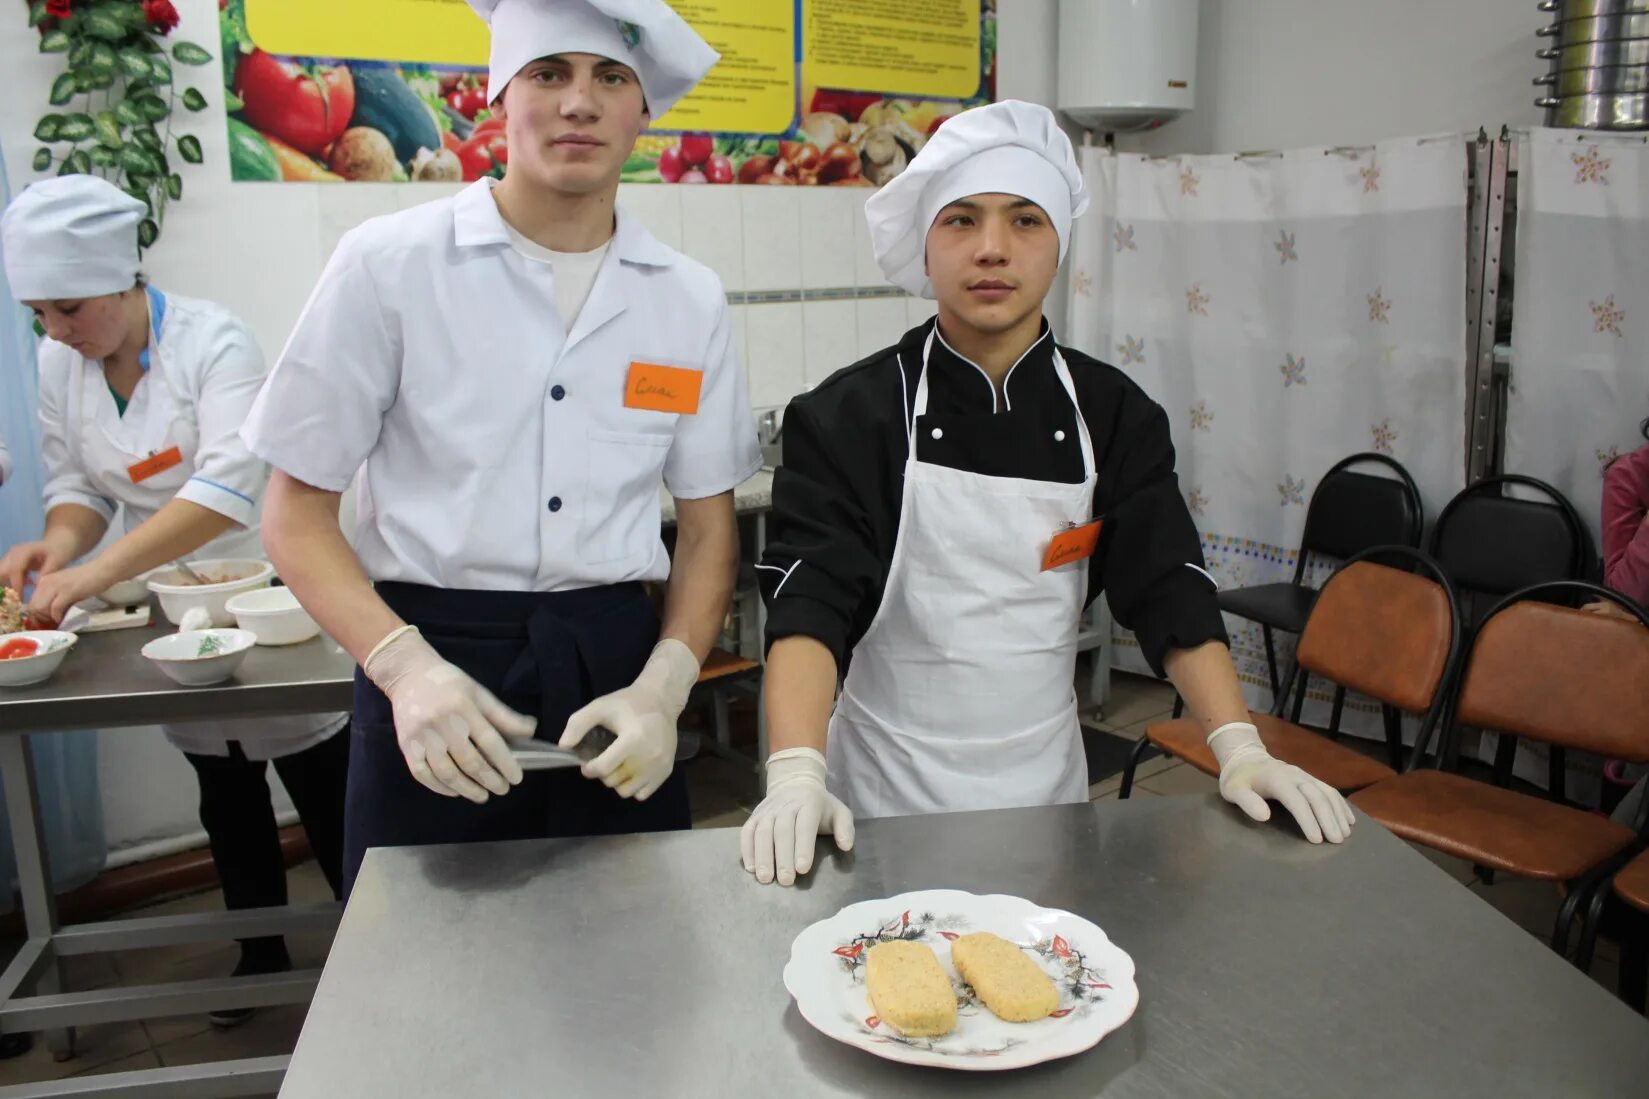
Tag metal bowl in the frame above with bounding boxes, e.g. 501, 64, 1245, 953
1539, 0, 1649, 18
1537, 90, 1649, 126
1534, 63, 1649, 93
1538, 37, 1649, 67
1538, 12, 1649, 41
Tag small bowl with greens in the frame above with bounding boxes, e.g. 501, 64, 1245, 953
141, 628, 256, 687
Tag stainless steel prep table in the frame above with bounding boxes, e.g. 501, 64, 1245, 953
0, 625, 354, 1098
281, 797, 1649, 1098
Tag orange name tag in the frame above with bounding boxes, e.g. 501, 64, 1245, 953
1042, 521, 1103, 572
127, 446, 183, 484
624, 362, 703, 415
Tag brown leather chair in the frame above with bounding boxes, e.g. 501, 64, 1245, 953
1120, 546, 1461, 798
1607, 853, 1649, 1012
1351, 583, 1649, 953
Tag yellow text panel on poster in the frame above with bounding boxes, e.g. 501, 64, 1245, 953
245, 0, 793, 134
655, 0, 795, 133
801, 0, 980, 101
247, 0, 488, 66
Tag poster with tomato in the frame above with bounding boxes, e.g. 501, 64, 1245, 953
218, 0, 995, 186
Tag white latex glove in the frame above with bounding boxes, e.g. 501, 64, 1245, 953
740, 748, 854, 886
560, 638, 698, 801
1209, 722, 1355, 845
363, 626, 537, 803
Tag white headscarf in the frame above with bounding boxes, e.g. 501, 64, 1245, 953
865, 100, 1089, 298
464, 0, 718, 114
2, 175, 145, 302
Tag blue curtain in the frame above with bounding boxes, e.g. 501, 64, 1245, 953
0, 151, 107, 905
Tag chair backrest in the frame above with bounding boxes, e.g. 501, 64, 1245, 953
1295, 547, 1459, 716
1429, 475, 1589, 599
1297, 454, 1425, 580
1454, 583, 1649, 764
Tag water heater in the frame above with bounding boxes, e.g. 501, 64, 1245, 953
1057, 0, 1199, 132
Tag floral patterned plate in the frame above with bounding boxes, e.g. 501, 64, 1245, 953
783, 889, 1138, 1071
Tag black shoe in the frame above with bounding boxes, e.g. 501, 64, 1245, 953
0, 1033, 31, 1059
209, 945, 292, 1029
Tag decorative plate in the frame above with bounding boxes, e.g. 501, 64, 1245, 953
783, 889, 1138, 1071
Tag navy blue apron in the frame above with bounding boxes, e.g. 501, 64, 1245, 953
342, 581, 691, 895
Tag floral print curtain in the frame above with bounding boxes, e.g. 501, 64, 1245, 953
1064, 136, 1468, 714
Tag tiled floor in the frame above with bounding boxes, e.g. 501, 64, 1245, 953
0, 670, 1636, 1089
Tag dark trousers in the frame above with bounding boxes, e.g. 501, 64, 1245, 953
342, 582, 692, 897
184, 726, 350, 964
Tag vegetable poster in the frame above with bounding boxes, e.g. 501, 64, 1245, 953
218, 0, 996, 185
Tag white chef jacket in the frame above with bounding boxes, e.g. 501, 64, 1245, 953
243, 178, 761, 591
36, 288, 345, 758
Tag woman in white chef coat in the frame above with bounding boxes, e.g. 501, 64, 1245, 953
243, 0, 759, 895
0, 176, 349, 1025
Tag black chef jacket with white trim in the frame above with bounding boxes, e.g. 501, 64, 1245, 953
759, 318, 1228, 678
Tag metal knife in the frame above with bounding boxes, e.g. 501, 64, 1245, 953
510, 724, 617, 772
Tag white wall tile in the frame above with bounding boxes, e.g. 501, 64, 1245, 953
740, 187, 803, 291
745, 302, 806, 409
905, 296, 937, 330
680, 185, 746, 291
727, 303, 751, 380
851, 191, 885, 287
397, 181, 463, 210
855, 298, 909, 361
617, 184, 684, 251
802, 301, 860, 387
798, 189, 858, 290
316, 185, 399, 266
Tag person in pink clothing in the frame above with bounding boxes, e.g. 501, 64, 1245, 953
1590, 417, 1649, 614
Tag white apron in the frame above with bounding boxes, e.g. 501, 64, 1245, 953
825, 332, 1095, 818
65, 288, 341, 759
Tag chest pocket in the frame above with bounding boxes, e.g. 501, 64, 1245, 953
581, 429, 672, 564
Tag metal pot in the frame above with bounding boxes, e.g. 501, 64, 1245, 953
1538, 37, 1649, 66
1534, 63, 1649, 93
1538, 13, 1649, 41
1538, 0, 1649, 17
1537, 90, 1649, 126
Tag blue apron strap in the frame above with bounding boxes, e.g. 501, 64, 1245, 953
137, 286, 166, 372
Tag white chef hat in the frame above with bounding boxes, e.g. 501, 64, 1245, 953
865, 100, 1090, 299
464, 0, 718, 116
1, 175, 145, 303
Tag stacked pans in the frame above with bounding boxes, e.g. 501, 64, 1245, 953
1535, 0, 1649, 129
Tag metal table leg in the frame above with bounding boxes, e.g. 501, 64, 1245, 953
0, 735, 74, 1060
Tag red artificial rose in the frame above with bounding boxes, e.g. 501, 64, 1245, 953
45, 0, 71, 19
142, 0, 180, 34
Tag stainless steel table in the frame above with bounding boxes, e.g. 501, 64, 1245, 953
0, 623, 354, 1098
282, 797, 1649, 1098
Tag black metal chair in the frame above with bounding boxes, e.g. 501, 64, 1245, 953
1216, 453, 1424, 705
1428, 474, 1595, 630
1427, 475, 1598, 792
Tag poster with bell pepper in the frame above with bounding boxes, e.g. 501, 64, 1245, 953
218, 0, 994, 186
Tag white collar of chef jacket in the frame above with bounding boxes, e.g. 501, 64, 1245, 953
452, 177, 676, 267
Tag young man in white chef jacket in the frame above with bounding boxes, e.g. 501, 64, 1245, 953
244, 0, 759, 893
740, 101, 1355, 886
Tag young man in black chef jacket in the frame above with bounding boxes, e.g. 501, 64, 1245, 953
739, 101, 1355, 887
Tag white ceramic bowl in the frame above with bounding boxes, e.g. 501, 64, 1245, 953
0, 631, 79, 688
141, 629, 256, 686
97, 575, 153, 608
224, 587, 320, 646
147, 559, 275, 628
